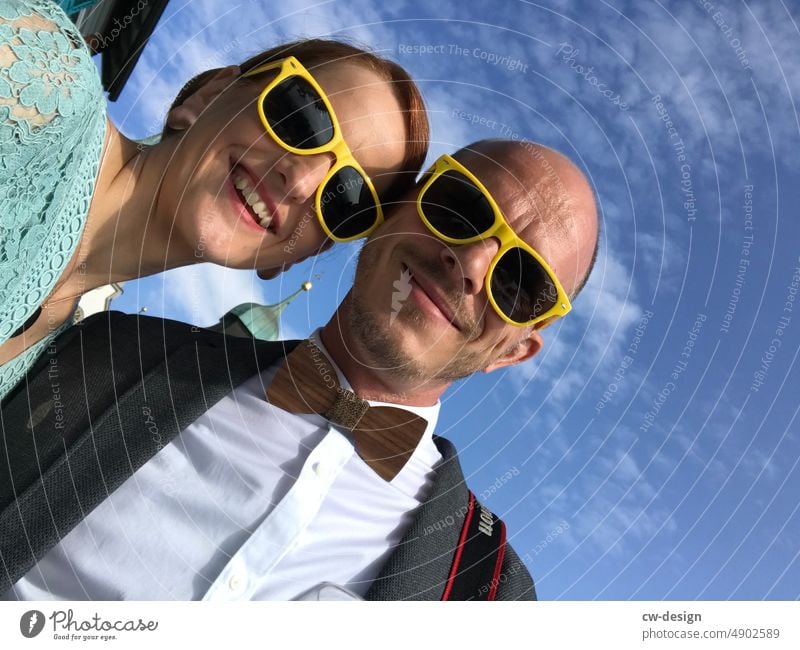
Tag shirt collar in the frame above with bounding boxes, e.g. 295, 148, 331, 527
308, 330, 441, 427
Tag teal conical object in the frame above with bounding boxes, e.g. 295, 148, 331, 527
212, 282, 312, 341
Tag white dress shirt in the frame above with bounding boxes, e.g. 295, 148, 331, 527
5, 331, 442, 601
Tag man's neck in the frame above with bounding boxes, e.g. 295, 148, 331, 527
319, 305, 450, 408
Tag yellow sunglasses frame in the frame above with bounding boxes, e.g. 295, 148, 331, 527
416, 154, 572, 328
242, 56, 384, 242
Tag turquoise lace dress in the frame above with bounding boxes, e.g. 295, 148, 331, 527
0, 0, 106, 400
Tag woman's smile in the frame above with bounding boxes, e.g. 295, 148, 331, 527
227, 159, 280, 234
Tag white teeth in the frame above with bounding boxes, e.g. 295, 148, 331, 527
231, 167, 272, 227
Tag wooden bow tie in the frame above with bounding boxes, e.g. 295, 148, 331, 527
266, 340, 428, 481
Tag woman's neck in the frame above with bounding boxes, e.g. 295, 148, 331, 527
73, 120, 195, 293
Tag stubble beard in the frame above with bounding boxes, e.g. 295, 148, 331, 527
347, 239, 497, 385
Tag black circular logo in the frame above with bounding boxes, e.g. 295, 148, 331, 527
20, 610, 45, 638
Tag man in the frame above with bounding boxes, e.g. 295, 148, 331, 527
0, 139, 598, 600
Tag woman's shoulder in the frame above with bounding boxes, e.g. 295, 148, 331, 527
0, 0, 107, 204
0, 0, 107, 364
0, 0, 104, 129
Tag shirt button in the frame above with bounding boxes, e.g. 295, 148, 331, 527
313, 462, 325, 478
227, 572, 246, 592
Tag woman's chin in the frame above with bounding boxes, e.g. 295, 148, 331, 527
183, 205, 324, 272
256, 267, 283, 280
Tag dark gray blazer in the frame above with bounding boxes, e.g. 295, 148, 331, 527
0, 311, 535, 600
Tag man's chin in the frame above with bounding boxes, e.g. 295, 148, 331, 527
348, 301, 423, 375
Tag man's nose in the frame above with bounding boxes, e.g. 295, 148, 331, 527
275, 152, 334, 205
439, 237, 500, 295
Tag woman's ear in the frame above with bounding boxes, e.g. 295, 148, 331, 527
165, 65, 240, 131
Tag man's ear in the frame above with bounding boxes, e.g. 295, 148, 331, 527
165, 65, 240, 131
483, 330, 543, 374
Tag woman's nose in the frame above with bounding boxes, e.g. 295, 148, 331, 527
439, 237, 501, 295
275, 152, 334, 205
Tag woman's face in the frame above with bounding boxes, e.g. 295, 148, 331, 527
160, 62, 408, 272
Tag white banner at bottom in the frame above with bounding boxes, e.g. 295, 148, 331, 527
1, 601, 797, 649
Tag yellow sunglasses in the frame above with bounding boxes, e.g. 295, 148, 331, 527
242, 56, 384, 242
417, 154, 571, 328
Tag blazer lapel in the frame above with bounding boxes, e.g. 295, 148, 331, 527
365, 436, 468, 601
0, 311, 297, 593
3, 310, 474, 600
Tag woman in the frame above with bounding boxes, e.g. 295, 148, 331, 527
0, 0, 429, 398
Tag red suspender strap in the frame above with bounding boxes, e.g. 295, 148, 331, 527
441, 491, 507, 601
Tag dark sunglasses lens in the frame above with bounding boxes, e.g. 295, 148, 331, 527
263, 76, 334, 149
492, 248, 558, 323
420, 170, 495, 239
320, 166, 378, 239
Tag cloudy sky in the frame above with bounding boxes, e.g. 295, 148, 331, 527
106, 0, 799, 599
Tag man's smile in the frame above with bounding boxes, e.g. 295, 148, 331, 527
403, 262, 462, 331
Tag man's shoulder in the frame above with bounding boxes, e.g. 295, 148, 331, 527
494, 534, 537, 601
424, 436, 536, 601
75, 310, 298, 358
2, 310, 299, 411
464, 488, 536, 601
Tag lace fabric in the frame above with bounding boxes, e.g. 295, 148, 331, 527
0, 0, 106, 400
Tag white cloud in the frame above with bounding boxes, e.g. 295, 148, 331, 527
149, 264, 268, 327
509, 234, 644, 412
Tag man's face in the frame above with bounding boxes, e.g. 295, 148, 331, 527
346, 153, 577, 386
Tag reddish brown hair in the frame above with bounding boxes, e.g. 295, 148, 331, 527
164, 39, 429, 203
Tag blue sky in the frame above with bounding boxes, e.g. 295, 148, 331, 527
106, 0, 799, 599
